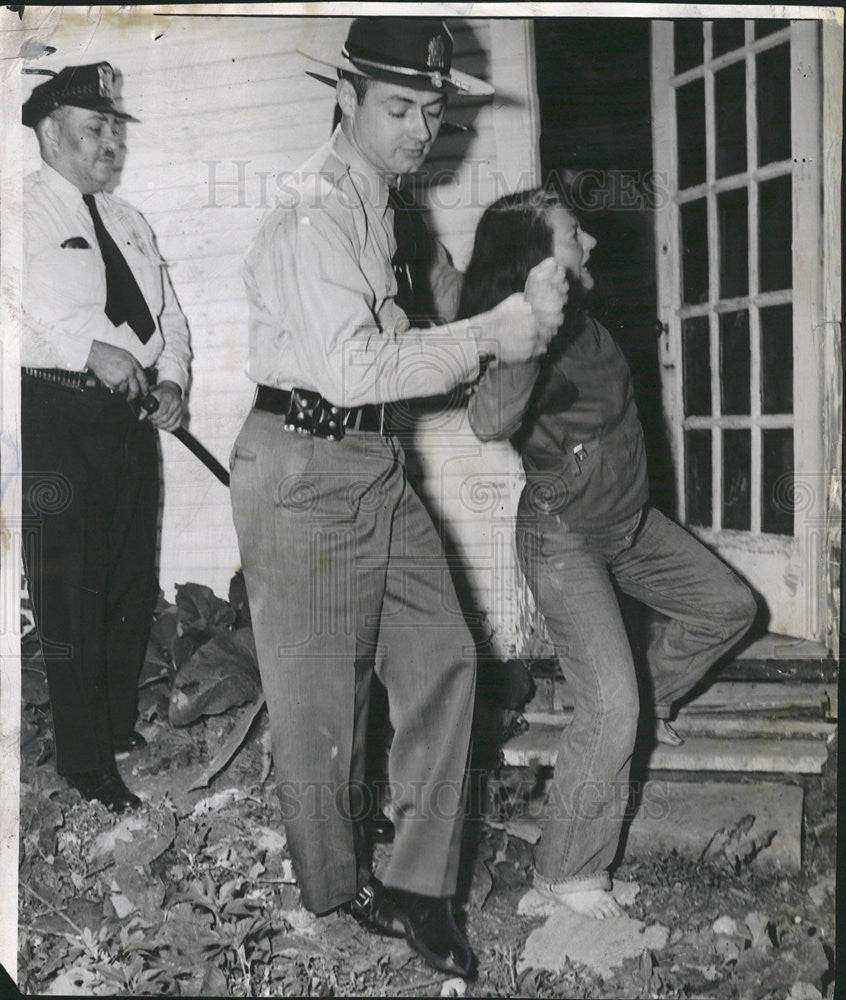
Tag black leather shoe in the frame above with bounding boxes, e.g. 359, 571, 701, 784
345, 880, 476, 978
343, 879, 405, 938
66, 769, 141, 812
113, 731, 147, 754
364, 811, 395, 844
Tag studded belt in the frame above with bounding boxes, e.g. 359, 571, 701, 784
254, 385, 385, 441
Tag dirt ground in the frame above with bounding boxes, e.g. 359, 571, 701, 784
17, 672, 837, 998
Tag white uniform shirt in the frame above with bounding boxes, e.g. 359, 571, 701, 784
22, 163, 191, 391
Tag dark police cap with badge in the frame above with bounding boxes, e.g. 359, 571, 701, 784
299, 17, 494, 97
23, 61, 138, 128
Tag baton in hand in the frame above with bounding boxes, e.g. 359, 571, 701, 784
140, 394, 230, 488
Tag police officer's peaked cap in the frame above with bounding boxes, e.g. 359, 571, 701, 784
22, 62, 138, 128
299, 17, 494, 98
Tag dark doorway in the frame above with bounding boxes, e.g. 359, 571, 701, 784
534, 19, 675, 514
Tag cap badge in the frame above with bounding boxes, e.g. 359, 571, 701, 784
427, 35, 446, 70
97, 63, 114, 98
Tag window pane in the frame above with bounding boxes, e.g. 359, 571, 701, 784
760, 304, 793, 413
723, 429, 751, 530
718, 187, 749, 298
720, 310, 750, 414
762, 428, 794, 535
675, 20, 704, 74
757, 44, 791, 166
712, 20, 745, 57
677, 78, 706, 189
683, 316, 711, 416
681, 198, 709, 304
759, 175, 792, 291
755, 19, 789, 39
715, 61, 747, 178
685, 429, 712, 527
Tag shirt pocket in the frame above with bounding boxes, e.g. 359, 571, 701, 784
44, 246, 102, 300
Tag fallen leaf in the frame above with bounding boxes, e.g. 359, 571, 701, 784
807, 875, 835, 908
190, 788, 248, 818
713, 914, 740, 936
745, 911, 774, 951
112, 864, 165, 918
112, 806, 176, 869
253, 824, 288, 854
176, 581, 236, 639
440, 976, 467, 996
43, 965, 104, 995
110, 889, 136, 919
169, 628, 260, 726
21, 663, 50, 706
788, 982, 823, 1000
187, 697, 266, 791
200, 963, 229, 994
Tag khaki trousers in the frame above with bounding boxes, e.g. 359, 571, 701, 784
231, 408, 476, 914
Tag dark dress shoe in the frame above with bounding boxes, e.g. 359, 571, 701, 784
66, 769, 141, 812
343, 879, 405, 938
364, 811, 395, 844
345, 880, 476, 978
113, 731, 147, 754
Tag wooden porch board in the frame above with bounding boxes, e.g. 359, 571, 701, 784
522, 709, 837, 741
503, 724, 831, 773
530, 679, 836, 718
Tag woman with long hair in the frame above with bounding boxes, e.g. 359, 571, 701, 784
464, 187, 757, 918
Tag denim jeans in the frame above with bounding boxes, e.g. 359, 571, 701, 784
231, 409, 476, 913
517, 505, 756, 883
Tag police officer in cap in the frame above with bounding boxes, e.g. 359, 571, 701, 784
21, 63, 191, 811
231, 18, 566, 978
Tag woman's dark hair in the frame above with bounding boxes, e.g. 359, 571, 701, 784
457, 187, 565, 320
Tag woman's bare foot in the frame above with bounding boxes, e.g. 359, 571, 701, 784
655, 719, 685, 746
555, 887, 623, 919
534, 880, 625, 919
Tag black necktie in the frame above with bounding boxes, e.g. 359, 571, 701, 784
83, 193, 155, 344
388, 187, 417, 316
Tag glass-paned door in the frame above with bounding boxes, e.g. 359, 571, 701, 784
652, 19, 830, 641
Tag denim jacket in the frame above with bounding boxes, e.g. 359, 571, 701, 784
467, 313, 648, 530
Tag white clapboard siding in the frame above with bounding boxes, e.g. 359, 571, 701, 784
18, 11, 540, 631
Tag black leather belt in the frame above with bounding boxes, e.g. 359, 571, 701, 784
254, 385, 385, 441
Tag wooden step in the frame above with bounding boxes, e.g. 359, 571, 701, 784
503, 723, 831, 774
526, 633, 837, 684
527, 678, 836, 718
523, 709, 837, 741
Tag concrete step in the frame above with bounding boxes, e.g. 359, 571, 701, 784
625, 779, 804, 871
503, 724, 831, 773
505, 779, 804, 871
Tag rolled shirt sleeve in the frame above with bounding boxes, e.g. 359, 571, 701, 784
467, 358, 542, 442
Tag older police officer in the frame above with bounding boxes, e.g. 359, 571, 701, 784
21, 63, 191, 811
230, 18, 565, 979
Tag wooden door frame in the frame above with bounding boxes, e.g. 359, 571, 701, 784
651, 17, 841, 650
